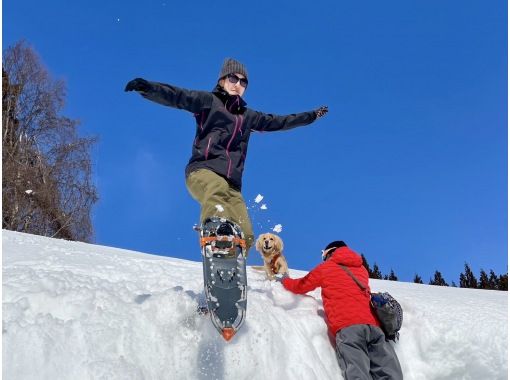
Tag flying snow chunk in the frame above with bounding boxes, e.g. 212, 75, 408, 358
25, 190, 33, 195
255, 194, 264, 203
215, 205, 224, 212
260, 204, 267, 210
272, 224, 283, 233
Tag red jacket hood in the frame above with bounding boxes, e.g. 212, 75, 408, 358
328, 247, 363, 268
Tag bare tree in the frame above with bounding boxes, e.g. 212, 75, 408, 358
3, 40, 98, 242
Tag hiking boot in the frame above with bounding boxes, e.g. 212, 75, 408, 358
215, 223, 234, 250
217, 222, 234, 236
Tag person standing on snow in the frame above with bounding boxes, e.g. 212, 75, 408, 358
125, 58, 328, 253
277, 241, 403, 380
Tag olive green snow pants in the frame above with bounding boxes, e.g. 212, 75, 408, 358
185, 169, 254, 253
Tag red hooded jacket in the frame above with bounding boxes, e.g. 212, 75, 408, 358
282, 246, 380, 335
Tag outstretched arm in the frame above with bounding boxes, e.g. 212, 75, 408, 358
281, 266, 323, 294
125, 78, 212, 113
250, 106, 328, 132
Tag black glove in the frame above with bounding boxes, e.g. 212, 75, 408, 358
275, 273, 289, 283
125, 78, 150, 92
315, 106, 329, 119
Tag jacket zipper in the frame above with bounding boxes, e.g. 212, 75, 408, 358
204, 137, 212, 160
226, 115, 243, 178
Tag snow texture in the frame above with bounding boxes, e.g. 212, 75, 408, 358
2, 230, 508, 380
272, 224, 283, 233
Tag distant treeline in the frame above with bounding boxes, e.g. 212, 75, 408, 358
360, 254, 508, 291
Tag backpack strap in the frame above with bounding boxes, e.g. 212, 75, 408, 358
339, 265, 370, 295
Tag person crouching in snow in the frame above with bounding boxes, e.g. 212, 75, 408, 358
276, 241, 403, 380
125, 58, 328, 254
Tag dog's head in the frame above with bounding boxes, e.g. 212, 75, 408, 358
255, 233, 284, 257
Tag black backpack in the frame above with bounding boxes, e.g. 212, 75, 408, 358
339, 265, 403, 341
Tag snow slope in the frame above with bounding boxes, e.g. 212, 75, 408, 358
2, 230, 508, 380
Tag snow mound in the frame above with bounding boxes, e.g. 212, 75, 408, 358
2, 230, 507, 380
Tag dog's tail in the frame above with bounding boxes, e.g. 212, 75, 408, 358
250, 266, 266, 271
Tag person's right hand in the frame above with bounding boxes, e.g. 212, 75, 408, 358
275, 273, 289, 283
124, 78, 150, 92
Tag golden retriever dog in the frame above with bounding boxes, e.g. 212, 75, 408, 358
255, 233, 289, 280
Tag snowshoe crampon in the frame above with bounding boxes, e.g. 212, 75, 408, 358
199, 217, 247, 341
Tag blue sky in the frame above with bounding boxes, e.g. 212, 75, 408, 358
4, 0, 507, 283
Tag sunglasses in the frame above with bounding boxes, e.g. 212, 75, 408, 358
321, 247, 336, 261
226, 73, 248, 88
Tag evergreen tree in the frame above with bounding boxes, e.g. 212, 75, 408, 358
360, 254, 371, 276
459, 273, 466, 288
498, 274, 508, 291
388, 269, 398, 281
451, 281, 457, 287
371, 263, 382, 280
459, 263, 478, 289
478, 269, 490, 290
429, 270, 448, 286
488, 270, 499, 290
413, 274, 423, 284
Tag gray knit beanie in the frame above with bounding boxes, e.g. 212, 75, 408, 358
218, 58, 248, 81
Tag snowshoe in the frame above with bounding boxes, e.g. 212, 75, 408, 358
198, 217, 247, 341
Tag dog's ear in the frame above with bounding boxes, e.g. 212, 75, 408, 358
274, 234, 284, 252
255, 235, 263, 252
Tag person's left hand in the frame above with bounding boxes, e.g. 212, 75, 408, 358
315, 106, 329, 119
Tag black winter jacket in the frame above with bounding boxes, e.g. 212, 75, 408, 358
141, 81, 317, 190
